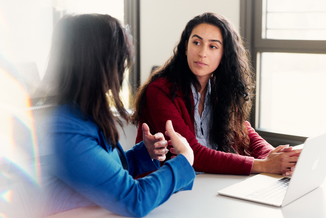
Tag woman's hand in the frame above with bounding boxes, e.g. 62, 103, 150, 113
252, 145, 302, 176
165, 120, 194, 165
142, 123, 169, 161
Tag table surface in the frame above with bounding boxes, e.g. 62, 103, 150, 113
47, 173, 326, 218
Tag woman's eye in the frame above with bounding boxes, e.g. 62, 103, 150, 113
211, 45, 217, 49
193, 41, 200, 45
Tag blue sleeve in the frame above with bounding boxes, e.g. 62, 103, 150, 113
49, 122, 195, 217
125, 142, 160, 177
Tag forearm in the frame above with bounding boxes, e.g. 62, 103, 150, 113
126, 142, 160, 177
246, 121, 274, 159
53, 137, 195, 217
192, 143, 254, 174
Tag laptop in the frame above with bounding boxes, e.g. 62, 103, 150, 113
218, 133, 326, 207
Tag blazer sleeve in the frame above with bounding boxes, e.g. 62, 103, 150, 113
49, 120, 195, 217
139, 81, 254, 175
125, 141, 161, 177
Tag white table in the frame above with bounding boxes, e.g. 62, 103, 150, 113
47, 173, 326, 218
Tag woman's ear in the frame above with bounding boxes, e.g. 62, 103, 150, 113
185, 41, 188, 55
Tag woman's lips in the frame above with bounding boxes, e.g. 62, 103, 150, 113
195, 61, 206, 67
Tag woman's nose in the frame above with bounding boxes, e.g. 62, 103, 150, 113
198, 46, 207, 58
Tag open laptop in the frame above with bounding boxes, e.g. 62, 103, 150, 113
218, 133, 326, 207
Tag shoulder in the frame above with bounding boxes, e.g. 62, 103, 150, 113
48, 104, 99, 135
148, 78, 171, 91
52, 104, 84, 123
147, 77, 184, 97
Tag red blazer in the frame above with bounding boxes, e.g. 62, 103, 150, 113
136, 78, 273, 175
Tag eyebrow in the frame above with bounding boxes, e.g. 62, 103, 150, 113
191, 34, 222, 45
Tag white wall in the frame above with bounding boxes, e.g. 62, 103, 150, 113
120, 0, 240, 150
118, 120, 138, 150
140, 0, 240, 84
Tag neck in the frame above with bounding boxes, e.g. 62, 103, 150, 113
196, 77, 210, 117
196, 77, 210, 95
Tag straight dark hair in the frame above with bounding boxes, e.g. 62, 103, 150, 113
41, 14, 134, 147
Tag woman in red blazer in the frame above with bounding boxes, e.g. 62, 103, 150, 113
132, 13, 301, 176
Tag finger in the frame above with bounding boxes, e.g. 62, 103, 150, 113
154, 140, 168, 148
283, 170, 293, 176
165, 120, 175, 138
281, 147, 293, 152
283, 165, 295, 176
290, 149, 301, 157
280, 144, 291, 151
154, 148, 169, 155
281, 162, 296, 173
142, 123, 151, 136
154, 132, 165, 141
169, 147, 177, 155
285, 149, 301, 157
275, 144, 289, 152
165, 120, 181, 142
293, 148, 303, 152
288, 156, 299, 163
157, 155, 166, 162
285, 162, 296, 169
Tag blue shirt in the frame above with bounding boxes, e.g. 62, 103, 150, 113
27, 104, 195, 217
191, 80, 215, 149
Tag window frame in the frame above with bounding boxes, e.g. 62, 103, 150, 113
240, 0, 326, 146
124, 0, 140, 106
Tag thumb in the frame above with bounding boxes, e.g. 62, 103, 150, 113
165, 120, 176, 139
142, 123, 151, 136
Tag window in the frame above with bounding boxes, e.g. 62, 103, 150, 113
0, 0, 139, 108
241, 0, 326, 146
52, 0, 140, 108
262, 0, 326, 40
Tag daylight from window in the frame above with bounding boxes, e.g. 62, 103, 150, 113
258, 53, 326, 137
258, 0, 326, 137
262, 0, 326, 40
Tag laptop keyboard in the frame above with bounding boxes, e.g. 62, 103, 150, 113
246, 177, 291, 202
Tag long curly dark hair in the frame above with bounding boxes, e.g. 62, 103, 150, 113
132, 13, 254, 154
42, 14, 134, 147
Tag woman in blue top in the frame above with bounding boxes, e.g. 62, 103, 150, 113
35, 14, 195, 217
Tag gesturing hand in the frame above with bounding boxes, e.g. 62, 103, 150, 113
165, 120, 194, 165
142, 123, 169, 161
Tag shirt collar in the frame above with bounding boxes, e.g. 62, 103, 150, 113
191, 79, 211, 103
